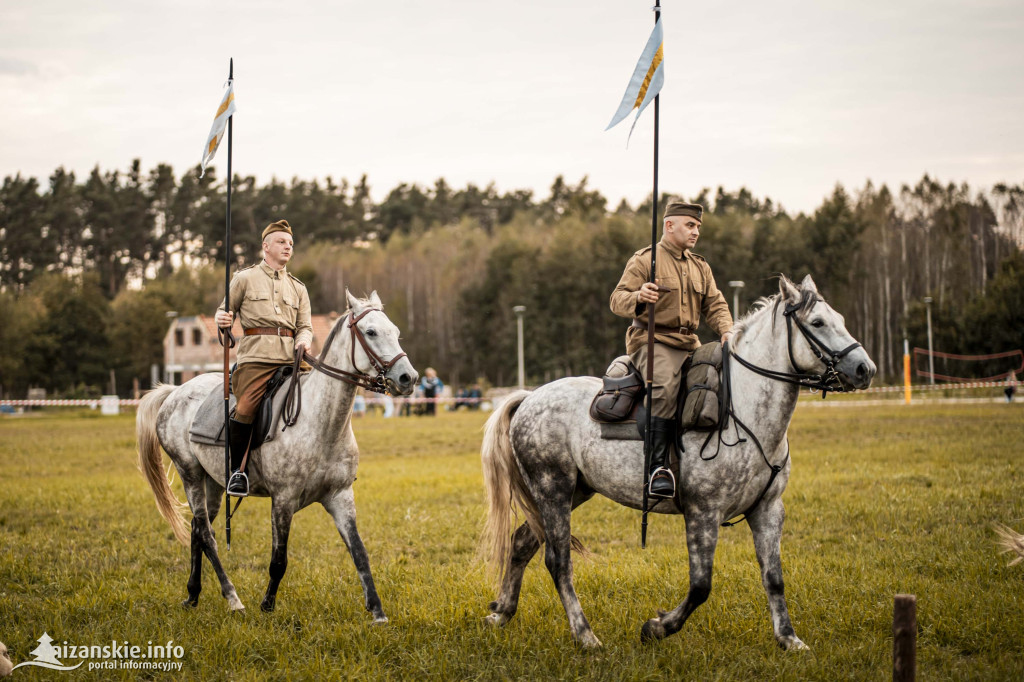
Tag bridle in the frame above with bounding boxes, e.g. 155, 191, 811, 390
729, 298, 862, 399
281, 307, 407, 429
303, 307, 407, 394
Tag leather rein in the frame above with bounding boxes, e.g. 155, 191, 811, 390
729, 298, 862, 399
281, 308, 406, 429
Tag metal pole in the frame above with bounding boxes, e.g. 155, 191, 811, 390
923, 297, 934, 385
513, 306, 526, 390
641, 0, 661, 550
728, 280, 745, 320
224, 57, 234, 550
165, 311, 178, 384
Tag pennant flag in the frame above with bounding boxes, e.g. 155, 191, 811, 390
200, 80, 236, 178
606, 18, 664, 138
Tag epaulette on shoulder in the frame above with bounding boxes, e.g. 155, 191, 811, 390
235, 264, 256, 275
688, 251, 707, 263
633, 245, 653, 257
287, 272, 305, 286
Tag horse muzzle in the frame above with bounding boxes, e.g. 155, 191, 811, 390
837, 350, 876, 390
386, 358, 418, 396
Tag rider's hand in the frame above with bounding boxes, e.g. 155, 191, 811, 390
215, 310, 233, 328
295, 342, 308, 357
721, 331, 733, 345
638, 280, 661, 304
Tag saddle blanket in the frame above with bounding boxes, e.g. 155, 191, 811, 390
188, 381, 292, 448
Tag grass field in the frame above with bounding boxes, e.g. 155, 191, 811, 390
1, 402, 1022, 680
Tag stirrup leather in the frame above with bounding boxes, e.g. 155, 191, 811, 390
648, 466, 676, 499
227, 471, 249, 498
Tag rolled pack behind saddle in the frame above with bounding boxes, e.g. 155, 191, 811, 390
588, 342, 725, 441
189, 365, 297, 450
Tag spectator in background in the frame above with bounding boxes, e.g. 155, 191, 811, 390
420, 367, 444, 416
1006, 371, 1017, 403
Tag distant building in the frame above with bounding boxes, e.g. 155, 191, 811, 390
163, 312, 342, 384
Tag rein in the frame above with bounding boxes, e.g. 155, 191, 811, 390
281, 308, 406, 427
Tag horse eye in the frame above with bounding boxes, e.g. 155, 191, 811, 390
811, 319, 825, 328
366, 328, 378, 337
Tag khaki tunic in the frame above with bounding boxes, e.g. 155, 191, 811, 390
218, 261, 314, 366
609, 238, 733, 417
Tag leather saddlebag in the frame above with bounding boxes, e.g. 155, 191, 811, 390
680, 342, 723, 430
589, 356, 644, 422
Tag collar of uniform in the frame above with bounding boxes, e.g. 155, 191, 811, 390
658, 237, 686, 260
259, 261, 287, 280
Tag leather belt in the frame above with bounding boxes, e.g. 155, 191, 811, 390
244, 327, 295, 337
631, 319, 695, 336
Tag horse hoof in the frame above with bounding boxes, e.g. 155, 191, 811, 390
371, 616, 389, 626
181, 599, 198, 609
227, 595, 246, 612
575, 631, 602, 649
484, 612, 508, 628
779, 636, 809, 651
640, 618, 666, 643
260, 600, 275, 613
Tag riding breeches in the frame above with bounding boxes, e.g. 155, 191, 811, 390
629, 344, 692, 419
231, 362, 284, 424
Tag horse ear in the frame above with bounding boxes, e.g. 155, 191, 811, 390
779, 275, 800, 302
799, 274, 819, 295
369, 290, 383, 307
345, 288, 360, 311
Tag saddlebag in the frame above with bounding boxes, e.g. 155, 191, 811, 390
679, 342, 723, 430
589, 356, 645, 423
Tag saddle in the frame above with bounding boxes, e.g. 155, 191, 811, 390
188, 365, 298, 450
589, 342, 725, 441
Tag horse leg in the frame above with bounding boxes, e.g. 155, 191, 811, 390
181, 470, 245, 612
641, 510, 719, 642
748, 498, 808, 651
323, 487, 387, 623
487, 487, 593, 628
182, 474, 225, 607
260, 500, 295, 613
535, 483, 601, 648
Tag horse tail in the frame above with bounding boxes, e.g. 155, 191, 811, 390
995, 523, 1024, 566
480, 390, 546, 584
136, 384, 190, 546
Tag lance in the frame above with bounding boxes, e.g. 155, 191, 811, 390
641, 0, 661, 550
223, 57, 235, 550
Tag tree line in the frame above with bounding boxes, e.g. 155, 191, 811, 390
1, 161, 1021, 398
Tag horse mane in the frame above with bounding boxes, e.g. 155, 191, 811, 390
731, 281, 818, 340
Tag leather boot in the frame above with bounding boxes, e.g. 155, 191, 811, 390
226, 418, 253, 497
648, 416, 676, 499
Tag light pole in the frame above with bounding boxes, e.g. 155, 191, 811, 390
727, 281, 745, 320
165, 311, 178, 385
923, 297, 934, 385
513, 306, 526, 389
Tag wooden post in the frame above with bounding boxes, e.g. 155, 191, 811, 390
893, 593, 917, 682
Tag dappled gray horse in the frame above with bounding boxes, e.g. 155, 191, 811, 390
481, 275, 875, 648
137, 292, 417, 618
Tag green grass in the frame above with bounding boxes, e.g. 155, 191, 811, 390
1, 403, 1022, 680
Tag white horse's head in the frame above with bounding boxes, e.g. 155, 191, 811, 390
778, 275, 876, 390
329, 289, 418, 396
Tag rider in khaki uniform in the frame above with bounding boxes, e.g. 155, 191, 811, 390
215, 219, 313, 496
610, 202, 733, 498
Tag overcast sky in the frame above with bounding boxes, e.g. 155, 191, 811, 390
2, 0, 1021, 214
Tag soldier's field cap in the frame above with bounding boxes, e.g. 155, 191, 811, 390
664, 202, 703, 221
262, 219, 293, 240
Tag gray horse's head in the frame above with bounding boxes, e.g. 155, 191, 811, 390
779, 275, 876, 390
339, 289, 419, 396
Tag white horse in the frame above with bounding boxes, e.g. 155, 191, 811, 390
136, 292, 417, 618
480, 275, 876, 648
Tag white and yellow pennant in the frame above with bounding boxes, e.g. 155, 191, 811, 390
200, 80, 236, 178
606, 18, 664, 139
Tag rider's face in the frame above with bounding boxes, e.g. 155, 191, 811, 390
263, 232, 294, 269
665, 216, 701, 250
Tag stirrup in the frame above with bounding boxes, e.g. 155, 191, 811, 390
227, 471, 249, 498
648, 466, 676, 499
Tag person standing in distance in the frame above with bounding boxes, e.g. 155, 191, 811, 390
609, 202, 733, 499
214, 219, 313, 497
